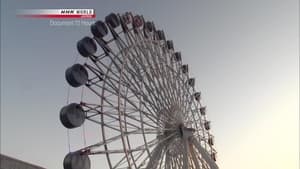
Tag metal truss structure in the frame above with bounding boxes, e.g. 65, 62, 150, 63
60, 12, 219, 169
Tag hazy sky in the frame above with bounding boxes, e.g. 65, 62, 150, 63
1, 0, 299, 169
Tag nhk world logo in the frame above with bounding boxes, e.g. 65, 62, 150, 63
17, 9, 95, 18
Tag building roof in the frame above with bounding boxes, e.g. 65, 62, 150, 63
0, 154, 46, 169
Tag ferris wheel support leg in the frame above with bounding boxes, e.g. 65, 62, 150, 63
164, 151, 171, 169
182, 138, 190, 169
190, 143, 201, 169
145, 142, 164, 169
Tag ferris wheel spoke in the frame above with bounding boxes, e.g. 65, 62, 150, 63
110, 21, 134, 48
137, 132, 176, 169
86, 117, 122, 132
119, 90, 163, 128
120, 84, 159, 116
126, 106, 161, 129
162, 63, 180, 107
158, 150, 167, 169
190, 137, 219, 169
101, 71, 160, 118
183, 92, 204, 136
186, 111, 200, 133
116, 86, 164, 129
182, 90, 191, 111
85, 67, 155, 119
164, 150, 172, 169
85, 85, 117, 109
145, 144, 165, 169
130, 149, 149, 169
94, 36, 124, 63
184, 105, 196, 127
178, 77, 186, 111
113, 134, 164, 169
112, 154, 129, 169
84, 62, 129, 91
88, 56, 121, 79
137, 74, 171, 115
144, 39, 178, 106
78, 129, 159, 153
122, 25, 144, 50
123, 33, 174, 110
184, 89, 194, 112
163, 137, 182, 169
138, 105, 156, 158
166, 65, 181, 107
183, 88, 196, 118
125, 52, 171, 111
112, 148, 148, 169
172, 73, 186, 115
125, 71, 173, 122
84, 62, 122, 98
175, 156, 182, 169
170, 157, 177, 169
103, 74, 165, 125
169, 157, 176, 168
123, 61, 178, 123
164, 64, 186, 107
174, 155, 182, 168
87, 82, 117, 100
119, 60, 162, 112
84, 106, 142, 130
136, 44, 175, 108
89, 143, 151, 155
191, 145, 210, 169
124, 43, 175, 114
149, 43, 176, 105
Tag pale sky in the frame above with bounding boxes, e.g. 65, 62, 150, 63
1, 0, 299, 169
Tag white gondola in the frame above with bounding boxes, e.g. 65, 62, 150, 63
65, 64, 88, 87
91, 21, 108, 38
77, 37, 97, 57
208, 137, 214, 146
60, 103, 85, 129
156, 30, 166, 40
200, 106, 206, 115
204, 121, 211, 130
63, 152, 90, 169
194, 92, 201, 102
188, 78, 195, 87
105, 13, 120, 28
182, 64, 189, 74
166, 40, 174, 50
173, 52, 182, 62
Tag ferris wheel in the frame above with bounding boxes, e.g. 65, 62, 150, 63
60, 12, 219, 169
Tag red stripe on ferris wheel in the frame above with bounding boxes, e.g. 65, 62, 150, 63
17, 14, 96, 19
17, 9, 96, 19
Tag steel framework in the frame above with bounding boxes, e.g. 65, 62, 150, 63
60, 12, 219, 169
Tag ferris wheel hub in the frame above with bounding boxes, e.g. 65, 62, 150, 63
179, 124, 195, 139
